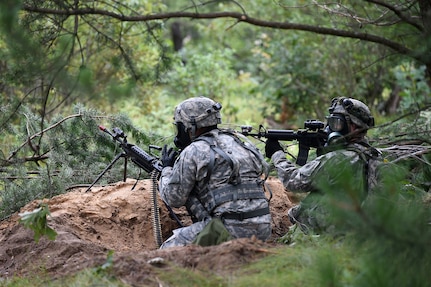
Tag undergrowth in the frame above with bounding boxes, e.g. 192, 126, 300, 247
0, 235, 361, 287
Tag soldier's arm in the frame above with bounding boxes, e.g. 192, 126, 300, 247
271, 150, 323, 193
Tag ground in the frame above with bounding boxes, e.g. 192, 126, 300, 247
0, 177, 297, 285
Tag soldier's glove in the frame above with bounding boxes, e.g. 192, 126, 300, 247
265, 139, 283, 158
161, 145, 178, 168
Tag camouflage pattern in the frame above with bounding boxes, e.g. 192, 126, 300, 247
329, 97, 375, 129
160, 219, 209, 249
159, 129, 271, 249
174, 97, 222, 131
272, 140, 382, 233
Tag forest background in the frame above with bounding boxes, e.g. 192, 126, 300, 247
1, 0, 431, 286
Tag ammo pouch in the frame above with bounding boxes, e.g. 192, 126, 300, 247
201, 182, 267, 213
186, 182, 268, 222
185, 196, 210, 222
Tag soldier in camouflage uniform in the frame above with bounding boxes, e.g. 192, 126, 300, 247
158, 96, 272, 249
265, 97, 382, 234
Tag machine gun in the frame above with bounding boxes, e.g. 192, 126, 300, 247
240, 119, 327, 166
85, 125, 162, 192
85, 125, 182, 247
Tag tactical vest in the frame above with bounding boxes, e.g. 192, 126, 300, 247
346, 142, 383, 194
185, 130, 270, 222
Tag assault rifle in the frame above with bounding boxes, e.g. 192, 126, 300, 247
240, 119, 327, 166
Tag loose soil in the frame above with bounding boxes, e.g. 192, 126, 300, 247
0, 177, 297, 285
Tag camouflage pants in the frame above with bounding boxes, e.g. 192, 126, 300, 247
288, 204, 327, 234
160, 215, 272, 249
160, 219, 209, 249
223, 216, 271, 241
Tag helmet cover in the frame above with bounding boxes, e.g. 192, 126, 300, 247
328, 97, 374, 129
174, 96, 222, 130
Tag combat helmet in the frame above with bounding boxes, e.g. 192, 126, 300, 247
328, 97, 374, 129
174, 96, 222, 137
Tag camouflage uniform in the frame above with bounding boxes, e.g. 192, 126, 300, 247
268, 97, 382, 234
273, 141, 381, 193
272, 140, 381, 233
159, 128, 272, 249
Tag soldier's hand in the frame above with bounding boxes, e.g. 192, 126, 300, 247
265, 139, 283, 158
161, 145, 178, 167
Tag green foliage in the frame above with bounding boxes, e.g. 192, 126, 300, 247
374, 107, 431, 193
231, 236, 354, 287
19, 203, 57, 243
160, 49, 265, 126
277, 223, 321, 245
312, 158, 431, 286
1, 269, 129, 287
0, 1, 430, 284
228, 156, 430, 287
392, 64, 431, 112
59, 269, 130, 287
250, 31, 328, 123
376, 108, 431, 146
248, 30, 401, 126
0, 104, 165, 220
162, 50, 236, 99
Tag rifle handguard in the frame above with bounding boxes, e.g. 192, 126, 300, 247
129, 144, 163, 173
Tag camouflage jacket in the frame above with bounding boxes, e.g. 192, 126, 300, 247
272, 140, 382, 198
159, 129, 271, 224
272, 140, 382, 233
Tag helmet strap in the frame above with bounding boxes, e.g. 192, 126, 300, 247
190, 117, 197, 139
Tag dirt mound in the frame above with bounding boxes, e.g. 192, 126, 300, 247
0, 177, 295, 285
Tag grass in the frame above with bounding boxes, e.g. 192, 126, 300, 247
0, 234, 359, 287
155, 266, 227, 287
3, 218, 431, 287
0, 268, 129, 287
230, 234, 356, 287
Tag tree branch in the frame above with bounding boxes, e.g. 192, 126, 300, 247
7, 113, 83, 161
22, 6, 415, 58
365, 0, 423, 31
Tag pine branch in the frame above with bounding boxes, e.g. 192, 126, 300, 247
7, 113, 84, 161
6, 113, 112, 163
